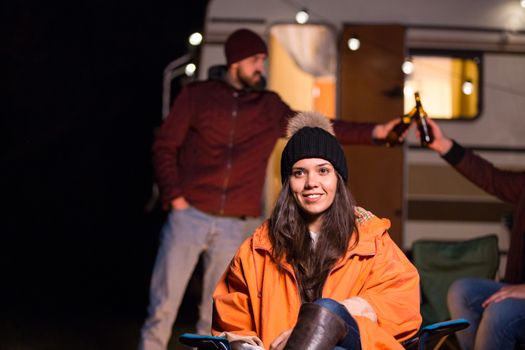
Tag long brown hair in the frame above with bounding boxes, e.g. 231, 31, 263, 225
268, 172, 359, 302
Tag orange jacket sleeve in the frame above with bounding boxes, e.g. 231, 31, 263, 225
212, 252, 258, 338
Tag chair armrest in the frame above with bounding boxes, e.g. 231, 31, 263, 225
179, 333, 231, 350
401, 319, 470, 350
420, 318, 470, 339
419, 318, 470, 349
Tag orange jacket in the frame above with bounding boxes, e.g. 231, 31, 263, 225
212, 208, 422, 349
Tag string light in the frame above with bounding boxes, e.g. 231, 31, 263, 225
295, 8, 309, 24
185, 63, 197, 76
462, 80, 474, 95
404, 85, 414, 97
188, 32, 203, 46
347, 35, 360, 51
402, 58, 414, 75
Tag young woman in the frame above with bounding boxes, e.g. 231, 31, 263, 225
212, 112, 421, 350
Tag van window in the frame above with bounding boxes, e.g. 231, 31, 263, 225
404, 50, 482, 120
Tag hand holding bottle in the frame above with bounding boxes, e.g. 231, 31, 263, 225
374, 115, 414, 147
383, 107, 417, 147
418, 117, 453, 155
414, 92, 434, 147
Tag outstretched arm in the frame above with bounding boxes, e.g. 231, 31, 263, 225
424, 117, 525, 204
333, 117, 406, 145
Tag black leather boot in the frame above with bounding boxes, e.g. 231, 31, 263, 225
284, 302, 349, 350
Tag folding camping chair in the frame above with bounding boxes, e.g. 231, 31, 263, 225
178, 318, 470, 350
411, 234, 499, 325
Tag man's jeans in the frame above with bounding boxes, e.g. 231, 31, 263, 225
447, 277, 525, 350
139, 206, 260, 350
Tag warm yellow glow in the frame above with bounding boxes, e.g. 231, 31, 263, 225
268, 35, 314, 111
453, 58, 478, 118
404, 57, 453, 117
404, 56, 479, 119
313, 76, 336, 118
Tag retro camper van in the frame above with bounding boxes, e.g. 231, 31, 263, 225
166, 0, 525, 278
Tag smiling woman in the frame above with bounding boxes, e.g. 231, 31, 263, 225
211, 112, 422, 350
282, 116, 346, 235
289, 158, 338, 231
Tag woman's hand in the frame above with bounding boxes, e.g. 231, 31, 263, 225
482, 283, 525, 307
269, 329, 293, 350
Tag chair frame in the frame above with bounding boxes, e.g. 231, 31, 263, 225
179, 318, 469, 350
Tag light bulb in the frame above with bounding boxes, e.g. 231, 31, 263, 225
295, 9, 309, 24
185, 63, 197, 76
462, 80, 473, 95
521, 0, 525, 9
402, 59, 414, 75
347, 36, 360, 51
188, 32, 203, 46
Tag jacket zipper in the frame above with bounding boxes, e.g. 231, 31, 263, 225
219, 91, 238, 215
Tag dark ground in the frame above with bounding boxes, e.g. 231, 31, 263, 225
2, 2, 208, 349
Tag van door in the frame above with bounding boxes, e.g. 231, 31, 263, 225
339, 24, 406, 245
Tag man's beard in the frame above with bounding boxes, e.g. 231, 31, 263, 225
237, 70, 265, 90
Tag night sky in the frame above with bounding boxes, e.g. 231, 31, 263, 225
2, 0, 209, 341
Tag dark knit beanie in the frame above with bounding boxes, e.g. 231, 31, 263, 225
224, 28, 268, 66
281, 112, 348, 184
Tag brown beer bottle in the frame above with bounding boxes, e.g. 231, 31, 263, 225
384, 106, 416, 147
414, 92, 434, 147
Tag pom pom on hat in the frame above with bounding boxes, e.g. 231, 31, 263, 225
285, 111, 335, 138
224, 28, 268, 66
281, 112, 348, 183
